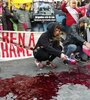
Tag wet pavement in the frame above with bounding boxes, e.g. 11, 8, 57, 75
0, 58, 90, 100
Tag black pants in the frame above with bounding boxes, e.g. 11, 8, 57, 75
75, 46, 88, 61
33, 46, 62, 62
33, 48, 57, 62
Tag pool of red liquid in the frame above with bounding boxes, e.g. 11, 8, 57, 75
0, 64, 90, 100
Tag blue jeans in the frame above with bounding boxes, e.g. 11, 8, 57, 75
65, 44, 77, 57
65, 44, 88, 61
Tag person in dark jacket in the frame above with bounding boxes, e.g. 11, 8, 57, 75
63, 17, 90, 61
2, 2, 18, 30
33, 22, 67, 68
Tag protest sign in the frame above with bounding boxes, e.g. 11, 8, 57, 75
0, 31, 42, 60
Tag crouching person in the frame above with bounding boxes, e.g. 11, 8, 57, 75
33, 22, 67, 69
63, 17, 90, 61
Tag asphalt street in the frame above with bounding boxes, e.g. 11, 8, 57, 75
0, 57, 70, 79
0, 58, 90, 100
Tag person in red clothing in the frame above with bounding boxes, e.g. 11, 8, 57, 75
61, 0, 85, 33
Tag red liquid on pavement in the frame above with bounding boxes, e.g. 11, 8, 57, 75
0, 63, 90, 100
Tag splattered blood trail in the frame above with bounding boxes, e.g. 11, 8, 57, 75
0, 65, 90, 100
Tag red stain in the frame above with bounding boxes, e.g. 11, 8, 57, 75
0, 64, 90, 100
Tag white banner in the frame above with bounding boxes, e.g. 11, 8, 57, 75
0, 31, 42, 61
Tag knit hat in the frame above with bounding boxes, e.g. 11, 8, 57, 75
79, 16, 89, 24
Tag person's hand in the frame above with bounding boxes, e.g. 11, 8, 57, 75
60, 53, 67, 60
66, 0, 69, 3
84, 41, 90, 49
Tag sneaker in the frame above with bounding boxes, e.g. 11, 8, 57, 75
75, 53, 81, 61
46, 61, 57, 69
63, 60, 69, 65
34, 60, 44, 68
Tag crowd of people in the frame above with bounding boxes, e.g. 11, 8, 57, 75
2, 2, 31, 31
33, 0, 90, 68
0, 0, 90, 69
0, 0, 89, 31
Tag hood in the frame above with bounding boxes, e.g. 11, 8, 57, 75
47, 22, 62, 38
78, 16, 89, 24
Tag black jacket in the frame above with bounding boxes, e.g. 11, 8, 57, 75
35, 22, 62, 57
63, 23, 86, 46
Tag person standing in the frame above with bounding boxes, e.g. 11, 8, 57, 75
2, 2, 14, 30
15, 4, 31, 31
0, 0, 2, 30
61, 0, 84, 33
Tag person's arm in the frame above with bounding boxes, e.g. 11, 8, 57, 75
40, 35, 62, 57
83, 41, 90, 49
61, 1, 68, 13
70, 24, 85, 44
70, 24, 90, 49
78, 6, 86, 17
5, 7, 13, 18
14, 10, 21, 23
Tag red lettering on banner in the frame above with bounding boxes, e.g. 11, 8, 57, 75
28, 33, 35, 48
10, 43, 17, 57
2, 32, 16, 43
17, 46, 25, 57
1, 42, 9, 57
0, 32, 36, 58
1, 32, 36, 49
18, 33, 25, 47
26, 49, 32, 56
10, 32, 16, 43
2, 32, 9, 42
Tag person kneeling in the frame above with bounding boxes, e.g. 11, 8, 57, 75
33, 22, 67, 69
